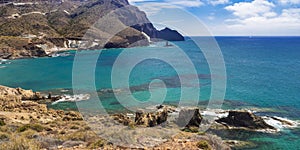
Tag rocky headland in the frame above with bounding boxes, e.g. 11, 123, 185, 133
0, 0, 184, 59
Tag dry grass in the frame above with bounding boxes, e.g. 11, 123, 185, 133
59, 130, 97, 142
0, 134, 41, 150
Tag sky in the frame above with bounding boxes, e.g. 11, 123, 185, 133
128, 0, 300, 36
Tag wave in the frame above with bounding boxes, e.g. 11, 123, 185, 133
60, 89, 69, 93
202, 109, 299, 132
0, 66, 6, 69
50, 52, 71, 58
263, 116, 299, 130
51, 94, 90, 105
0, 59, 11, 65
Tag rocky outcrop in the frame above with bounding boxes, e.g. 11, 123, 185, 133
135, 108, 168, 127
0, 85, 43, 102
155, 28, 185, 41
176, 108, 203, 128
216, 111, 276, 130
0, 85, 82, 121
0, 86, 47, 112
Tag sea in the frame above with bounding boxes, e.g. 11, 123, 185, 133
0, 36, 299, 149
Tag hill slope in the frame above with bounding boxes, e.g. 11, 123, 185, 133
0, 0, 184, 59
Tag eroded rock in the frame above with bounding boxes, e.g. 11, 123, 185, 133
135, 108, 168, 127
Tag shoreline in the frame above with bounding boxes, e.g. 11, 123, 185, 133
0, 40, 176, 60
1, 85, 299, 149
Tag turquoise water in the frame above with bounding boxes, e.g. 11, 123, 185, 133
0, 37, 300, 149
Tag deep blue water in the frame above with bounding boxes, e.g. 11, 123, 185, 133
0, 36, 300, 149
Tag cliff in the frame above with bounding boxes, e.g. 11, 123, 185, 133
0, 0, 184, 59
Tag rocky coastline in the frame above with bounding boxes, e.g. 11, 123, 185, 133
0, 0, 184, 60
0, 85, 298, 149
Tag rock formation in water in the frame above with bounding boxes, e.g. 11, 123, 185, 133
0, 0, 184, 59
216, 110, 276, 130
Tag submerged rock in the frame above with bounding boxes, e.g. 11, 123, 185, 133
216, 111, 276, 130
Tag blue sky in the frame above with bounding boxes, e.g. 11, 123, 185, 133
128, 0, 300, 36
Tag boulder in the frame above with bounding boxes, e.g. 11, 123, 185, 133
135, 108, 168, 127
176, 108, 203, 128
216, 111, 276, 130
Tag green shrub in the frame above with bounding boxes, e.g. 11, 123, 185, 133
196, 140, 212, 150
198, 131, 206, 135
70, 125, 79, 129
88, 139, 105, 149
182, 127, 199, 133
0, 119, 5, 126
17, 124, 44, 132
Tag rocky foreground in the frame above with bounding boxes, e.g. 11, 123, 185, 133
0, 85, 298, 149
0, 85, 230, 149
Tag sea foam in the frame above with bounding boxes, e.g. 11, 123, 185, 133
52, 94, 90, 105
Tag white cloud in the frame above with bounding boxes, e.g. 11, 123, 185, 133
222, 0, 300, 35
137, 3, 179, 15
209, 0, 229, 6
278, 0, 300, 5
225, 0, 276, 18
130, 0, 204, 7
128, 0, 153, 4
134, 0, 204, 16
165, 0, 204, 7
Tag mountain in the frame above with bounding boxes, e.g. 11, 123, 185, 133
0, 0, 184, 59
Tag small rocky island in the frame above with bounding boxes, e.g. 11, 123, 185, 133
0, 85, 297, 149
0, 0, 184, 59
